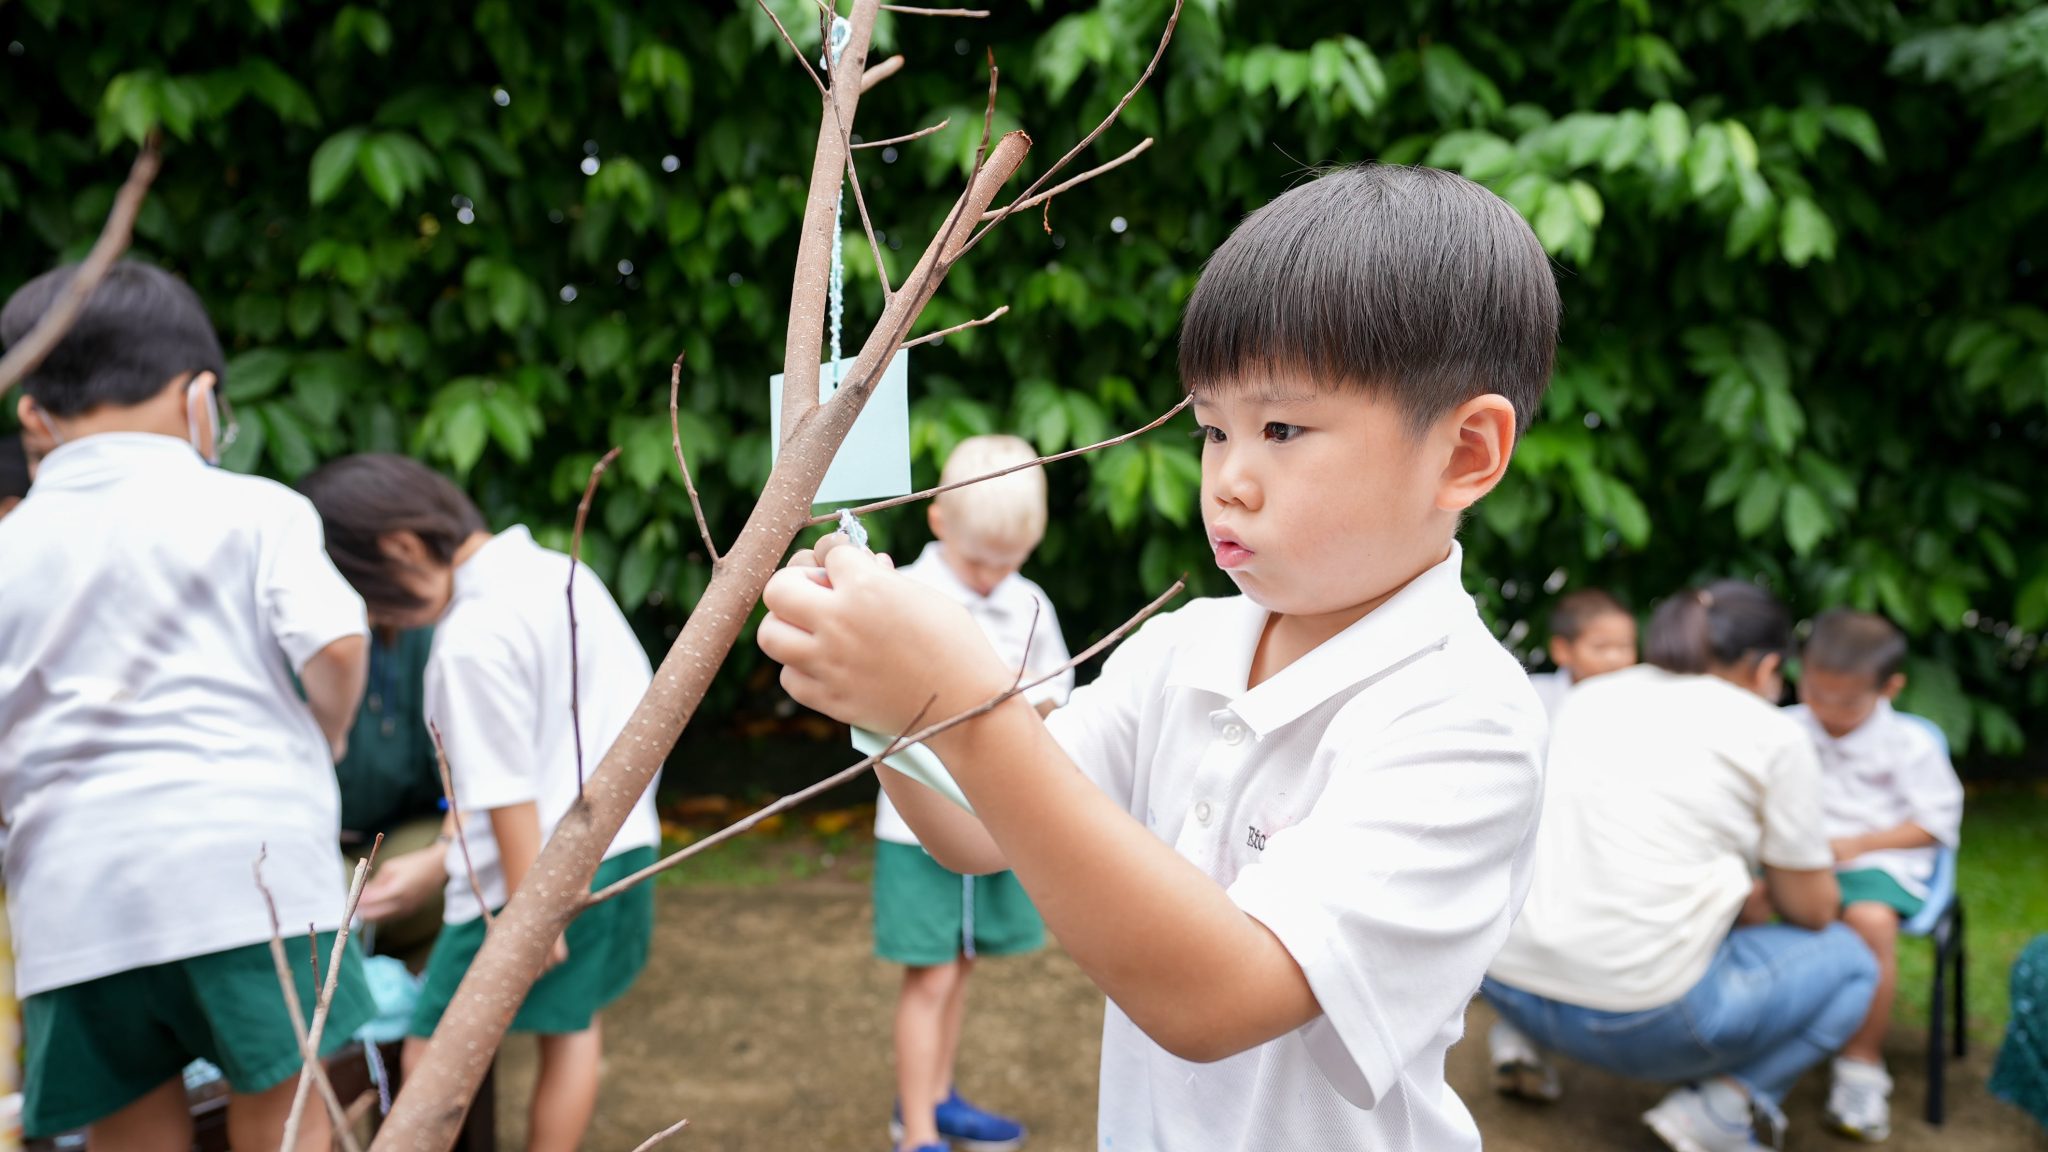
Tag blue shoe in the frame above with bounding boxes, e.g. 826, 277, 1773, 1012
935, 1089, 1027, 1152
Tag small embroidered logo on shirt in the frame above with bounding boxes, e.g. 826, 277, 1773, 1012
1246, 825, 1268, 851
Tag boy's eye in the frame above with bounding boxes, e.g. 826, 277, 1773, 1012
1264, 422, 1302, 442
1193, 424, 1225, 444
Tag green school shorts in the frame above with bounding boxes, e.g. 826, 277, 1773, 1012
21, 932, 373, 1139
1838, 868, 1925, 918
872, 840, 1044, 967
409, 846, 655, 1037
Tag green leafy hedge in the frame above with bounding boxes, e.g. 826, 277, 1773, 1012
5, 0, 2044, 764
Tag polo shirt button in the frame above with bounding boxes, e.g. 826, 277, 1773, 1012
1220, 722, 1246, 745
1194, 800, 1214, 826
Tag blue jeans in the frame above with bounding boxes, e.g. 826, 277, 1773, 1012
1483, 923, 1878, 1109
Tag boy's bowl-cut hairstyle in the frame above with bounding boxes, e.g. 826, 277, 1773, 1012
936, 434, 1048, 548
1179, 163, 1559, 434
1803, 608, 1909, 684
1549, 587, 1629, 641
0, 260, 227, 417
299, 453, 488, 618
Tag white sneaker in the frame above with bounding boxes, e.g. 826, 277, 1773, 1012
1488, 1019, 1562, 1102
1643, 1081, 1771, 1152
1825, 1059, 1893, 1142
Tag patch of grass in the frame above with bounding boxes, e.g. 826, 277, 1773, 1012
1895, 790, 2047, 1049
653, 825, 875, 888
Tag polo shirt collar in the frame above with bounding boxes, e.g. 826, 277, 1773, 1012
32, 432, 202, 487
452, 524, 535, 599
1820, 698, 1894, 758
1167, 542, 1474, 738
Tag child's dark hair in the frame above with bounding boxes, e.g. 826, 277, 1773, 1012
1550, 588, 1628, 641
1803, 609, 1908, 684
0, 260, 226, 417
299, 454, 487, 617
0, 435, 28, 502
1645, 580, 1791, 675
1178, 164, 1560, 434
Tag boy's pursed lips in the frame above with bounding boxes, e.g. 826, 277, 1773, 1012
1209, 529, 1255, 570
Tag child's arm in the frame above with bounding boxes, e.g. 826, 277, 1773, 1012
1831, 822, 1940, 863
487, 801, 566, 965
300, 634, 368, 760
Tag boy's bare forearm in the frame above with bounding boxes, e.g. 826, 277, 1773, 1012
300, 634, 368, 758
1837, 821, 1941, 858
487, 802, 543, 898
928, 697, 1320, 1062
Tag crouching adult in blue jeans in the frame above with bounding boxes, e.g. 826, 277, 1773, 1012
1484, 581, 1878, 1152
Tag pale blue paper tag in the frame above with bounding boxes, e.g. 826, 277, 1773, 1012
769, 352, 912, 505
851, 726, 976, 814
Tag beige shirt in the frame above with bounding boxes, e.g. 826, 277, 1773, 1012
1488, 664, 1832, 1012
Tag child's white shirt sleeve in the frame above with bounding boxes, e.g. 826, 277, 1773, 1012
1899, 726, 1964, 847
258, 493, 367, 671
426, 619, 542, 813
1759, 732, 1834, 871
1225, 699, 1541, 1108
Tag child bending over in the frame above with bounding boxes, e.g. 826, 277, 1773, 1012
760, 164, 1559, 1149
1789, 609, 1963, 1143
302, 454, 662, 1152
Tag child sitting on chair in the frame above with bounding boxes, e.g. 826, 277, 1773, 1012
1527, 587, 1637, 722
1788, 609, 1964, 1143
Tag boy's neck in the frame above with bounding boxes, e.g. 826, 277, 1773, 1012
1245, 545, 1446, 689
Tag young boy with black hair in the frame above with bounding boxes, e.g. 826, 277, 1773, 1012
0, 261, 371, 1148
759, 164, 1559, 1149
1528, 587, 1637, 720
1789, 609, 1963, 1143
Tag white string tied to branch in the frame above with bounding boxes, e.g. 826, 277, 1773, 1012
824, 14, 854, 391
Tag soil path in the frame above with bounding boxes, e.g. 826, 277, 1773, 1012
491, 884, 2045, 1151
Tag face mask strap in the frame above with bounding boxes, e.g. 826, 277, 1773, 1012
186, 372, 226, 464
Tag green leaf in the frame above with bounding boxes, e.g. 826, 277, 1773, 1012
618, 535, 660, 609
439, 397, 489, 476
1146, 443, 1202, 527
357, 134, 408, 206
2017, 572, 2048, 633
264, 403, 320, 479
249, 0, 285, 27
1782, 484, 1830, 555
287, 287, 325, 339
578, 319, 632, 378
1685, 123, 1730, 198
1647, 101, 1690, 171
224, 349, 294, 402
309, 128, 365, 205
1780, 197, 1837, 267
1823, 107, 1885, 163
1734, 470, 1785, 538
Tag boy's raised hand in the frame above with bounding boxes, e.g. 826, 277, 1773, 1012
759, 533, 1012, 736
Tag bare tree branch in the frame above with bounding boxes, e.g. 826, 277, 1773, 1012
962, 0, 1182, 256
428, 720, 493, 930
1011, 599, 1042, 696
807, 392, 1192, 527
568, 447, 622, 800
900, 305, 1008, 350
978, 137, 1155, 224
853, 118, 951, 149
974, 48, 999, 177
669, 356, 719, 566
860, 54, 905, 93
0, 134, 162, 395
751, 0, 830, 98
629, 1119, 692, 1152
254, 849, 365, 1152
283, 836, 382, 1149
881, 4, 989, 14
586, 578, 1184, 906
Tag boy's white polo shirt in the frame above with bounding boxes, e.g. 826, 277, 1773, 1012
1044, 543, 1546, 1152
1786, 699, 1962, 896
425, 526, 661, 922
873, 542, 1073, 846
0, 434, 367, 996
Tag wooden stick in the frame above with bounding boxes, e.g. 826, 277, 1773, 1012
428, 721, 493, 930
253, 849, 366, 1152
979, 138, 1155, 222
853, 118, 950, 149
586, 579, 1184, 906
0, 134, 162, 395
806, 393, 1191, 526
567, 447, 622, 799
900, 305, 1007, 350
860, 54, 905, 93
881, 4, 989, 14
669, 356, 720, 566
628, 1119, 691, 1152
283, 835, 382, 1149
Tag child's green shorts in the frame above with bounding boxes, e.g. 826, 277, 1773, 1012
872, 840, 1043, 967
1838, 868, 1926, 918
22, 931, 373, 1138
409, 846, 655, 1037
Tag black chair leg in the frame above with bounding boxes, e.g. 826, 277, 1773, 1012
1927, 929, 1947, 1127
1952, 902, 1967, 1059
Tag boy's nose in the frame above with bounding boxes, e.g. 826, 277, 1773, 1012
1208, 450, 1261, 511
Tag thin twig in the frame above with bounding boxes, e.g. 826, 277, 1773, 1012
253, 849, 365, 1152
881, 4, 989, 14
751, 0, 830, 98
974, 47, 999, 178
669, 356, 720, 565
283, 835, 382, 1149
979, 138, 1155, 223
586, 578, 1185, 906
853, 118, 951, 149
0, 134, 162, 395
807, 392, 1192, 526
962, 0, 1182, 256
900, 305, 1008, 350
429, 720, 494, 929
629, 1118, 692, 1152
860, 54, 905, 93
568, 446, 622, 800
1011, 599, 1042, 695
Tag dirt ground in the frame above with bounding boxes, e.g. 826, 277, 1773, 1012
491, 882, 2047, 1152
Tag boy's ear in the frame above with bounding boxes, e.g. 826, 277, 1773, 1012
1547, 634, 1573, 669
1882, 672, 1907, 701
377, 530, 431, 568
1434, 394, 1517, 513
927, 502, 948, 541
